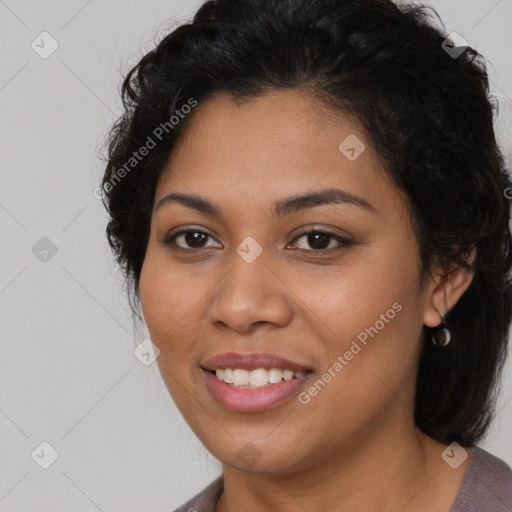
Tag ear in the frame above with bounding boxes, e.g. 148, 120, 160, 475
423, 248, 476, 328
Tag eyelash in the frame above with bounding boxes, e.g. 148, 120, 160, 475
161, 228, 354, 254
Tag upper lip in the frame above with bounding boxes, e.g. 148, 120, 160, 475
201, 352, 313, 372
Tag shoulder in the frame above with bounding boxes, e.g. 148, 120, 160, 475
451, 446, 512, 512
170, 475, 224, 512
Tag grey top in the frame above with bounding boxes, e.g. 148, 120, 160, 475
172, 446, 512, 511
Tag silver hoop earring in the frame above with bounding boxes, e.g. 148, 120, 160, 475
432, 312, 451, 347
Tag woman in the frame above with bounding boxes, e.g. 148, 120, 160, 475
101, 0, 512, 510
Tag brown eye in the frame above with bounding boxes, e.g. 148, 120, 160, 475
289, 230, 353, 252
162, 229, 221, 250
161, 228, 353, 254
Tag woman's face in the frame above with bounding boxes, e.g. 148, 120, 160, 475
139, 90, 437, 473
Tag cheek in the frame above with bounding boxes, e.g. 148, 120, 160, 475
140, 248, 196, 335
295, 242, 416, 341
139, 256, 168, 337
139, 250, 216, 398
139, 254, 190, 367
294, 247, 422, 417
139, 260, 201, 417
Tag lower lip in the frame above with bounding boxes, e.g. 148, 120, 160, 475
203, 369, 311, 412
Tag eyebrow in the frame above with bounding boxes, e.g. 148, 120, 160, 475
155, 187, 377, 217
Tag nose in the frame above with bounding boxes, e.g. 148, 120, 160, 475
208, 249, 294, 334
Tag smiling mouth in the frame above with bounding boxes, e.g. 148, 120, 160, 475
202, 366, 313, 412
207, 368, 312, 389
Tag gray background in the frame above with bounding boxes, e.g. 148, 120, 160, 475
1, 1, 511, 510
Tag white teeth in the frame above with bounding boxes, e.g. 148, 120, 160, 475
249, 368, 268, 387
213, 367, 307, 388
282, 370, 294, 381
223, 368, 234, 384
268, 368, 283, 383
232, 369, 249, 386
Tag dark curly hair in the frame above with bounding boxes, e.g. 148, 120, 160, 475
100, 0, 512, 446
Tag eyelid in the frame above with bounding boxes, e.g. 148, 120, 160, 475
160, 225, 220, 249
291, 225, 353, 241
288, 227, 354, 251
160, 225, 354, 253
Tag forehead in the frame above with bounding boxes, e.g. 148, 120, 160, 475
155, 90, 401, 217
168, 91, 362, 163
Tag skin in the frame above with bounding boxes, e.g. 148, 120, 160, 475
139, 90, 475, 512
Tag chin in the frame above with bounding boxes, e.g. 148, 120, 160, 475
206, 434, 305, 473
